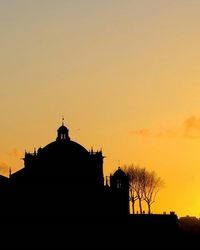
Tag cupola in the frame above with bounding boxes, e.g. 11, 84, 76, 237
56, 118, 70, 141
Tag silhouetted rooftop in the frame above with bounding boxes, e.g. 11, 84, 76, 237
113, 167, 127, 178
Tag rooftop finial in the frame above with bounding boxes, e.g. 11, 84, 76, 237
62, 115, 65, 126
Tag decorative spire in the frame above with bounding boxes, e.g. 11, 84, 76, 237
62, 115, 65, 126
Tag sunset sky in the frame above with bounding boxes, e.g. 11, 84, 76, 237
1, 0, 200, 217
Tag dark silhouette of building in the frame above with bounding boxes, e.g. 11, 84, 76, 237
0, 121, 182, 249
0, 122, 129, 220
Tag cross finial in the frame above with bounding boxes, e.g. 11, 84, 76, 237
62, 115, 65, 126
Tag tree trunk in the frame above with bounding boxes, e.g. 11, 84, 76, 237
132, 199, 135, 214
138, 198, 142, 214
148, 203, 151, 214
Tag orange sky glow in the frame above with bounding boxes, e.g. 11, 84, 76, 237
0, 0, 200, 218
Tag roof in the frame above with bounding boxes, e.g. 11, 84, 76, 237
57, 125, 68, 133
40, 139, 89, 159
113, 167, 127, 179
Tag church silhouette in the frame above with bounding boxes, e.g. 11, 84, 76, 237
0, 121, 181, 248
0, 121, 129, 222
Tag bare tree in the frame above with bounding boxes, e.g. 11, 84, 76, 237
143, 171, 164, 214
134, 167, 146, 214
123, 165, 146, 214
123, 165, 138, 214
123, 165, 164, 214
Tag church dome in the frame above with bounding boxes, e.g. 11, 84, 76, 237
35, 122, 90, 170
42, 140, 89, 158
37, 128, 91, 177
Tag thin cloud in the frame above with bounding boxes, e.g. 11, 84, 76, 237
130, 128, 152, 137
130, 115, 200, 139
183, 116, 200, 138
155, 128, 178, 138
130, 127, 178, 138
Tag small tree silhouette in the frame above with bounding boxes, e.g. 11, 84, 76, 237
123, 165, 145, 214
123, 165, 164, 214
134, 167, 146, 214
123, 165, 138, 214
143, 171, 164, 214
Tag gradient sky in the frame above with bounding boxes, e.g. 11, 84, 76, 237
1, 0, 200, 217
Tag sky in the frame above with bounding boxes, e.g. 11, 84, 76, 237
0, 0, 200, 217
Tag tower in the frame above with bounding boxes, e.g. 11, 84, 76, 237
110, 167, 129, 215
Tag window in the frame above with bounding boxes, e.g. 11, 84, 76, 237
116, 179, 122, 189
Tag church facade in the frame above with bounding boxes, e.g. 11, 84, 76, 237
0, 122, 129, 219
